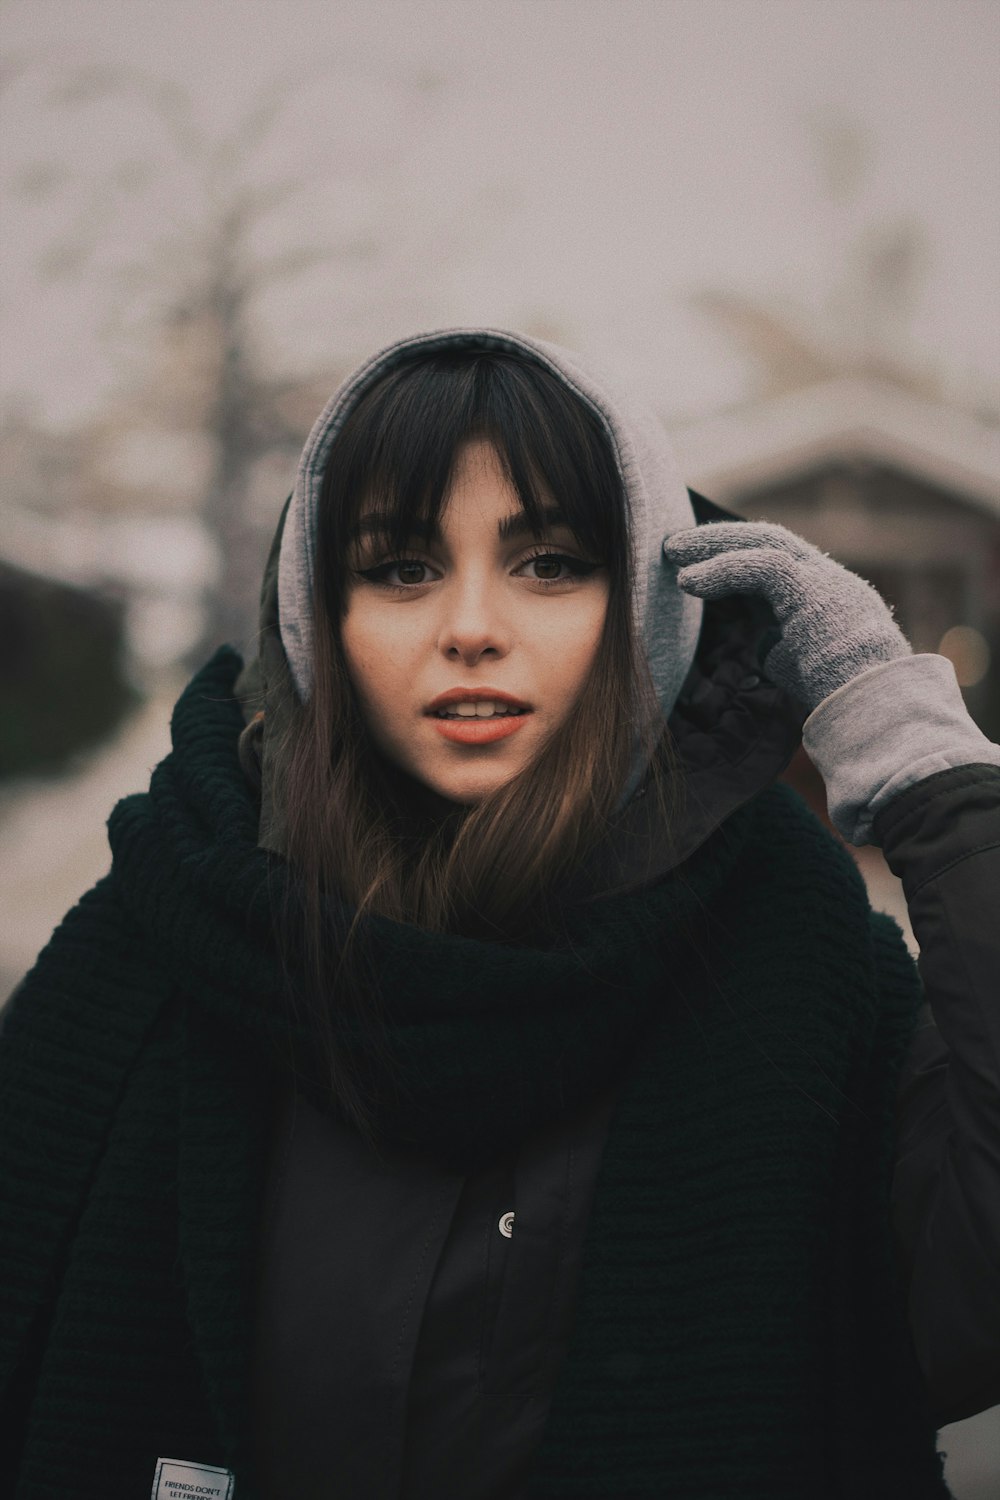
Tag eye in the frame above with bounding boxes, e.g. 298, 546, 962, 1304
517, 551, 601, 585
355, 557, 435, 588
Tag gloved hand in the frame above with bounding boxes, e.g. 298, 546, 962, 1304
662, 520, 912, 714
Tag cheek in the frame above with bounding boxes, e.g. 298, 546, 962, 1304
340, 604, 415, 735
340, 608, 384, 710
555, 594, 609, 694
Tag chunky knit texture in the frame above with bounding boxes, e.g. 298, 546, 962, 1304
0, 652, 950, 1498
530, 792, 948, 1498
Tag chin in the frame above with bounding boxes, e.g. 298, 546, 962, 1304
429, 774, 510, 807
377, 754, 512, 813
419, 755, 526, 806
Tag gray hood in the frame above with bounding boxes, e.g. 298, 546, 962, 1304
277, 327, 704, 801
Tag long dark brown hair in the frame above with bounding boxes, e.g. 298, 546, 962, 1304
274, 348, 684, 1148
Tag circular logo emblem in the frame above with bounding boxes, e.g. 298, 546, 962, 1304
498, 1211, 515, 1238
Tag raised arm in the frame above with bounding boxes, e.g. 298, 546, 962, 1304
664, 518, 1000, 1426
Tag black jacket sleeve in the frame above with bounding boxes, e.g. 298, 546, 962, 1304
873, 763, 1000, 1428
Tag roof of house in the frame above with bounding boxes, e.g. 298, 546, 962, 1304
668, 377, 1000, 518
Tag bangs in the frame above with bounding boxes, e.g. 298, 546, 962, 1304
317, 350, 629, 602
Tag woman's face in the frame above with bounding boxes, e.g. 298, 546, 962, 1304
340, 439, 611, 805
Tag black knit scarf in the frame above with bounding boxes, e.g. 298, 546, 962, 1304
0, 651, 950, 1498
107, 650, 766, 1172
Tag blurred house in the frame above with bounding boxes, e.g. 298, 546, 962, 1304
0, 559, 136, 780
672, 375, 1000, 942
2, 423, 217, 677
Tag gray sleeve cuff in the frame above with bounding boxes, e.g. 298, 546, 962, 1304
800, 654, 1000, 847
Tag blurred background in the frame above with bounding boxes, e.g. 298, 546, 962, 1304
2, 1, 998, 1489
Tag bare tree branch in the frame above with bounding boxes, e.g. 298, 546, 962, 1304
5, 56, 446, 656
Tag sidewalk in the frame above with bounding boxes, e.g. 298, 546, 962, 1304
0, 682, 179, 1003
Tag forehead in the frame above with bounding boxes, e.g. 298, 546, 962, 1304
338, 425, 616, 578
350, 440, 574, 546
351, 503, 574, 546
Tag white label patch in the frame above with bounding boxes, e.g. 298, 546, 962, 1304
151, 1456, 234, 1500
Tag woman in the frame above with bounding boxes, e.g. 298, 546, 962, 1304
2, 328, 998, 1500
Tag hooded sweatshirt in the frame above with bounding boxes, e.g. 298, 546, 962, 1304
278, 329, 703, 729
243, 327, 705, 849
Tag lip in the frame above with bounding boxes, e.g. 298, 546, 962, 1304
426, 687, 531, 712
431, 714, 529, 745
425, 687, 532, 746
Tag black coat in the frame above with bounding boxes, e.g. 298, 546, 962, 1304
3, 504, 997, 1499
249, 517, 1000, 1498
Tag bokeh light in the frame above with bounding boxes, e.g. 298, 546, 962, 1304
937, 625, 991, 688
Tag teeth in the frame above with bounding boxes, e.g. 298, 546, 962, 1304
436, 701, 521, 719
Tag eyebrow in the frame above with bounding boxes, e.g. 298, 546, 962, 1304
499, 506, 572, 541
350, 505, 573, 544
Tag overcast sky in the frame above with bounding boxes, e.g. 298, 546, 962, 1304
2, 0, 998, 429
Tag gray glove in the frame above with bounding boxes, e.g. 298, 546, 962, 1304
663, 520, 911, 714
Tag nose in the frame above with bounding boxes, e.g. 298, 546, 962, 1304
436, 576, 513, 667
